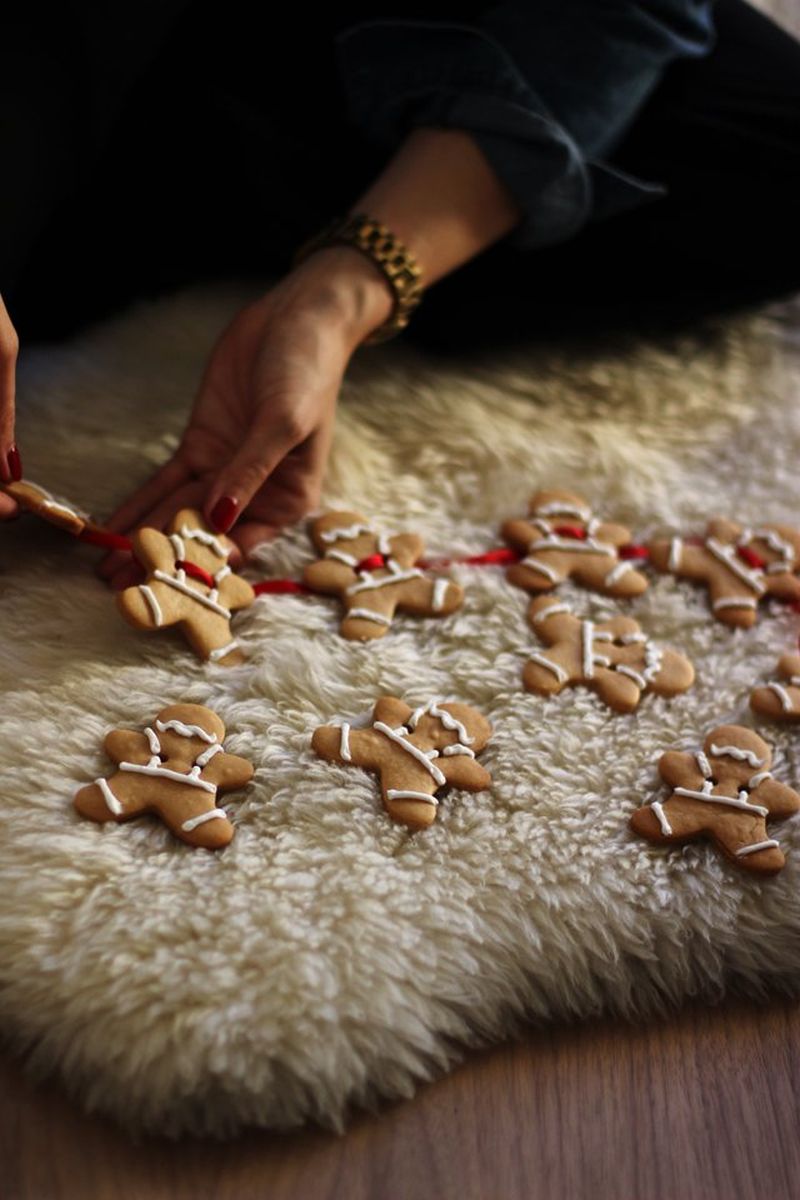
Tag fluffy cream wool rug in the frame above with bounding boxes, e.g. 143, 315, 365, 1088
1, 283, 800, 1136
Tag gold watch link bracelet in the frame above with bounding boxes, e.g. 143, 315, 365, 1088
290, 212, 424, 345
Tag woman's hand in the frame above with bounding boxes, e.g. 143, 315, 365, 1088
0, 294, 21, 518
98, 247, 392, 588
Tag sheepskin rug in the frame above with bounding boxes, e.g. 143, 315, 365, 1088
1, 281, 799, 1137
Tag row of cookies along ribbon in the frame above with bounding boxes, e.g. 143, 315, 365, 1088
6, 479, 800, 703
76, 700, 800, 878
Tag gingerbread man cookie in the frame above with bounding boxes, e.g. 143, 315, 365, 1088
1, 479, 93, 536
523, 597, 694, 713
750, 653, 800, 722
116, 508, 254, 665
303, 511, 463, 640
74, 703, 254, 848
312, 697, 492, 829
649, 518, 800, 628
502, 488, 648, 598
630, 724, 800, 874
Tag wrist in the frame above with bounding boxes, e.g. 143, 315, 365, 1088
283, 245, 395, 347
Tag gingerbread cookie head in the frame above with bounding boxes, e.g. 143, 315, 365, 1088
502, 488, 648, 599
750, 653, 800, 722
630, 723, 800, 874
116, 508, 255, 665
649, 518, 800, 628
302, 510, 463, 641
523, 597, 694, 713
1, 479, 92, 536
312, 696, 492, 829
74, 703, 254, 848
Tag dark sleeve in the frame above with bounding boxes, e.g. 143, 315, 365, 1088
333, 2, 717, 250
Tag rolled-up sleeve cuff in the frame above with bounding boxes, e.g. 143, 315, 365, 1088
334, 18, 595, 250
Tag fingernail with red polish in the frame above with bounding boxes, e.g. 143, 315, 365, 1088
210, 495, 239, 533
7, 444, 22, 482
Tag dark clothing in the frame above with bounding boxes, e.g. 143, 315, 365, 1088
3, 0, 800, 351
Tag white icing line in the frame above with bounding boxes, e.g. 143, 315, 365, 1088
214, 565, 232, 583
373, 722, 446, 786
651, 801, 672, 835
346, 563, 424, 596
339, 723, 352, 762
668, 536, 683, 572
431, 578, 449, 611
208, 641, 239, 662
319, 523, 373, 544
386, 789, 438, 807
705, 537, 765, 594
581, 622, 595, 679
96, 777, 122, 816
527, 653, 568, 684
195, 743, 223, 768
155, 719, 218, 743
695, 751, 712, 778
144, 727, 161, 756
767, 682, 794, 712
619, 632, 647, 645
153, 570, 232, 618
139, 585, 163, 627
527, 536, 616, 556
605, 560, 633, 586
712, 596, 758, 612
614, 664, 646, 689
736, 839, 780, 857
673, 785, 768, 816
709, 743, 765, 767
182, 808, 228, 832
346, 607, 392, 625
119, 762, 217, 792
749, 770, 772, 788
442, 743, 475, 758
325, 549, 358, 567
377, 531, 393, 557
520, 556, 560, 582
407, 701, 474, 745
179, 525, 229, 558
533, 502, 591, 522
532, 602, 570, 624
169, 533, 185, 561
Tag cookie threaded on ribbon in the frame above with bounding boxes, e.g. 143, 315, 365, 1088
649, 517, 800, 628
74, 703, 254, 848
1, 478, 94, 536
312, 696, 492, 829
523, 597, 694, 713
116, 508, 255, 665
303, 510, 463, 640
630, 724, 800, 874
502, 488, 648, 599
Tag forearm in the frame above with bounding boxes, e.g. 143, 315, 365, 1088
288, 126, 525, 345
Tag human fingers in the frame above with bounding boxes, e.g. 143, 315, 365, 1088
97, 479, 208, 582
0, 294, 20, 488
103, 454, 193, 534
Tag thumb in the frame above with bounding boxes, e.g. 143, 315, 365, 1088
203, 412, 302, 533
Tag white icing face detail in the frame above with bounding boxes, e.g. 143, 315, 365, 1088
319, 522, 374, 544
708, 743, 766, 768
386, 788, 438, 807
406, 700, 475, 745
155, 718, 218, 744
533, 501, 592, 523
179, 525, 229, 558
181, 808, 227, 832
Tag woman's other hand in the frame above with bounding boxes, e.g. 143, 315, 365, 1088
0, 294, 21, 518
98, 248, 392, 587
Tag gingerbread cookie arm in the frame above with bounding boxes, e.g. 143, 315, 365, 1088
396, 578, 464, 618
593, 520, 633, 549
303, 559, 356, 593
438, 756, 492, 792
658, 750, 702, 790
750, 777, 800, 819
311, 724, 385, 771
221, 575, 257, 609
649, 538, 709, 580
591, 668, 641, 714
104, 730, 152, 765
707, 517, 743, 544
501, 517, 537, 553
386, 532, 424, 564
570, 556, 648, 598
649, 650, 696, 698
201, 751, 255, 792
130, 527, 174, 572
763, 572, 800, 602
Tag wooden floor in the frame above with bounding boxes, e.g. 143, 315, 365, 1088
3, 995, 799, 1200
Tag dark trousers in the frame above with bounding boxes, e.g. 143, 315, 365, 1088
4, 0, 800, 352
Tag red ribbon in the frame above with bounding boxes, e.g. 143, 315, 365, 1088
737, 545, 767, 571
419, 547, 521, 569
175, 559, 217, 589
77, 528, 134, 551
552, 524, 587, 540
356, 553, 386, 571
619, 544, 650, 561
253, 580, 313, 595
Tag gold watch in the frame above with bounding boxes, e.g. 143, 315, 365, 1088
290, 212, 424, 345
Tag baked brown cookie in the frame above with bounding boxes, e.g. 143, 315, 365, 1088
116, 508, 255, 665
750, 653, 800, 722
1, 478, 92, 536
523, 596, 694, 713
312, 697, 492, 830
74, 703, 254, 848
502, 488, 648, 598
303, 510, 463, 640
629, 724, 800, 874
649, 518, 800, 627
